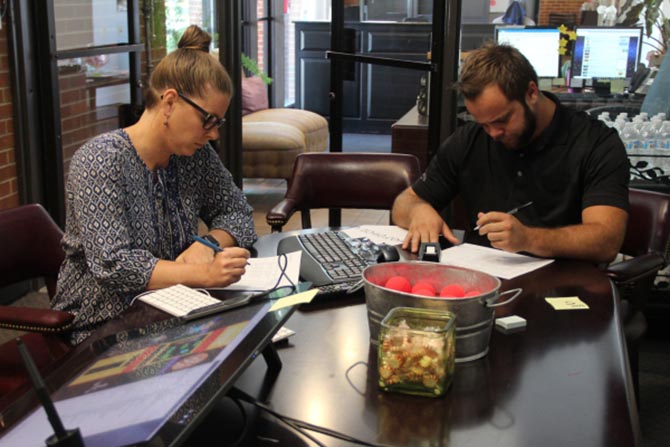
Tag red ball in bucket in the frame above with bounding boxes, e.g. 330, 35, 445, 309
412, 287, 436, 297
464, 289, 482, 297
439, 283, 465, 298
384, 276, 412, 293
412, 281, 436, 297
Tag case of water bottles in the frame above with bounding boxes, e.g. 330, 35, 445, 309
598, 111, 670, 176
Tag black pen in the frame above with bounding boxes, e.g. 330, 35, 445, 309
473, 201, 534, 231
16, 338, 68, 439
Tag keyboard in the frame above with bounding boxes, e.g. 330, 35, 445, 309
277, 231, 378, 298
139, 284, 251, 320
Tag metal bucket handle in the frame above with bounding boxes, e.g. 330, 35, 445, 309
483, 288, 522, 308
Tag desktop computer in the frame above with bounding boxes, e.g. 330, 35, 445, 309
571, 26, 643, 91
495, 26, 561, 78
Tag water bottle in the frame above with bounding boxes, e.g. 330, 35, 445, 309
621, 122, 641, 151
639, 122, 654, 150
613, 117, 627, 134
657, 121, 670, 150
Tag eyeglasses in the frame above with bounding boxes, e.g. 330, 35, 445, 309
177, 91, 226, 131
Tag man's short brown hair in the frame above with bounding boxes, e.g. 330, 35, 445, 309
455, 43, 539, 103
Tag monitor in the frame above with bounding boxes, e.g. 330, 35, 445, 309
495, 26, 561, 78
461, 23, 496, 51
571, 27, 642, 81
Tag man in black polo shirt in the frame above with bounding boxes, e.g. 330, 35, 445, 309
392, 43, 629, 263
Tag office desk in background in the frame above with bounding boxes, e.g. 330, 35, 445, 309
0, 229, 641, 447
232, 229, 641, 447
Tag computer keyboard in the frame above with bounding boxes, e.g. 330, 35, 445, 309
139, 284, 251, 320
277, 230, 380, 298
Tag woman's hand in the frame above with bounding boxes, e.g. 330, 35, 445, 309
204, 247, 251, 288
176, 241, 217, 264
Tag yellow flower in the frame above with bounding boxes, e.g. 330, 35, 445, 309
567, 30, 577, 41
558, 24, 569, 34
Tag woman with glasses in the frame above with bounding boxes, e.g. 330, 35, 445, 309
53, 25, 256, 344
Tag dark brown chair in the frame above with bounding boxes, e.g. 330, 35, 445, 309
0, 204, 74, 401
606, 188, 670, 399
266, 152, 422, 232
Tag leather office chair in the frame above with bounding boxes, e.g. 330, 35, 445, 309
266, 152, 421, 232
606, 188, 670, 399
0, 204, 74, 401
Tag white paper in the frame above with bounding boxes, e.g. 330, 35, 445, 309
440, 243, 553, 279
341, 225, 408, 246
224, 251, 302, 291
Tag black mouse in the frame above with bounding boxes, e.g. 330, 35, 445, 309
377, 244, 400, 263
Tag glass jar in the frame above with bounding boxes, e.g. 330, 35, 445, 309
378, 307, 456, 397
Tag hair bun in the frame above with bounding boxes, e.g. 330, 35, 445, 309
177, 25, 212, 53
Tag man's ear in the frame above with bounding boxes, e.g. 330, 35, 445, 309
526, 81, 539, 104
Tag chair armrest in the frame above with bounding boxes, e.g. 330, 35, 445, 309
605, 252, 666, 284
0, 307, 74, 333
266, 198, 299, 232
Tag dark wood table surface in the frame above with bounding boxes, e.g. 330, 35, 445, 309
0, 230, 641, 447
232, 230, 641, 447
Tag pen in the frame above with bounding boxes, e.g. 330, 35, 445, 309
193, 235, 223, 253
473, 201, 534, 231
192, 235, 251, 265
16, 338, 68, 439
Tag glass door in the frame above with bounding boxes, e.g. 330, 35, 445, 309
324, 0, 460, 163
11, 0, 144, 224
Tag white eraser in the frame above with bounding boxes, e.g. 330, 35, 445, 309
495, 315, 526, 330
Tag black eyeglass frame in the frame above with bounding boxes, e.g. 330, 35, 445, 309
177, 91, 226, 130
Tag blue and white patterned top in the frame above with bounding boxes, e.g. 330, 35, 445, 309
53, 129, 257, 344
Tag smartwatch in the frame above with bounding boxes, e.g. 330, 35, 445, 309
202, 234, 220, 253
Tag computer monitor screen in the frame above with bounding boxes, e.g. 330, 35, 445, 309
571, 27, 642, 80
495, 26, 561, 78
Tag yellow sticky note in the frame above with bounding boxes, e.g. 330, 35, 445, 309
269, 289, 319, 311
610, 79, 625, 94
545, 296, 590, 310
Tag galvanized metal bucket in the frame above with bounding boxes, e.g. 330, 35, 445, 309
363, 262, 521, 363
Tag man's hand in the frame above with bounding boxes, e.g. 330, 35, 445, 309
392, 187, 459, 253
474, 205, 627, 263
475, 211, 530, 252
402, 203, 458, 253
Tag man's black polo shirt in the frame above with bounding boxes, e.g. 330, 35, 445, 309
412, 92, 630, 229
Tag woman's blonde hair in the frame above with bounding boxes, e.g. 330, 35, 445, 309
145, 25, 233, 108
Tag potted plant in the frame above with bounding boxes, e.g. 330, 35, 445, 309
618, 0, 670, 58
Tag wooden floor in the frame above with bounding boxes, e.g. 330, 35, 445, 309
243, 178, 390, 236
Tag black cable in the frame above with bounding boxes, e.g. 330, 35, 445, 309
344, 361, 368, 396
229, 387, 393, 447
251, 253, 298, 302
226, 396, 250, 447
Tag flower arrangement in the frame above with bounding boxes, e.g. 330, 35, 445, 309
558, 24, 577, 57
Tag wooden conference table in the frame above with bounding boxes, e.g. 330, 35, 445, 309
0, 229, 641, 446
234, 229, 641, 447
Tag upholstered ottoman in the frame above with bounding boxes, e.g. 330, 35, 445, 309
242, 121, 306, 180
242, 108, 328, 181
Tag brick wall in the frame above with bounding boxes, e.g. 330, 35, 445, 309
538, 0, 585, 26
0, 20, 17, 210
0, 2, 166, 212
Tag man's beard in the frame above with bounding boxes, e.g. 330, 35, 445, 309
516, 102, 537, 148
